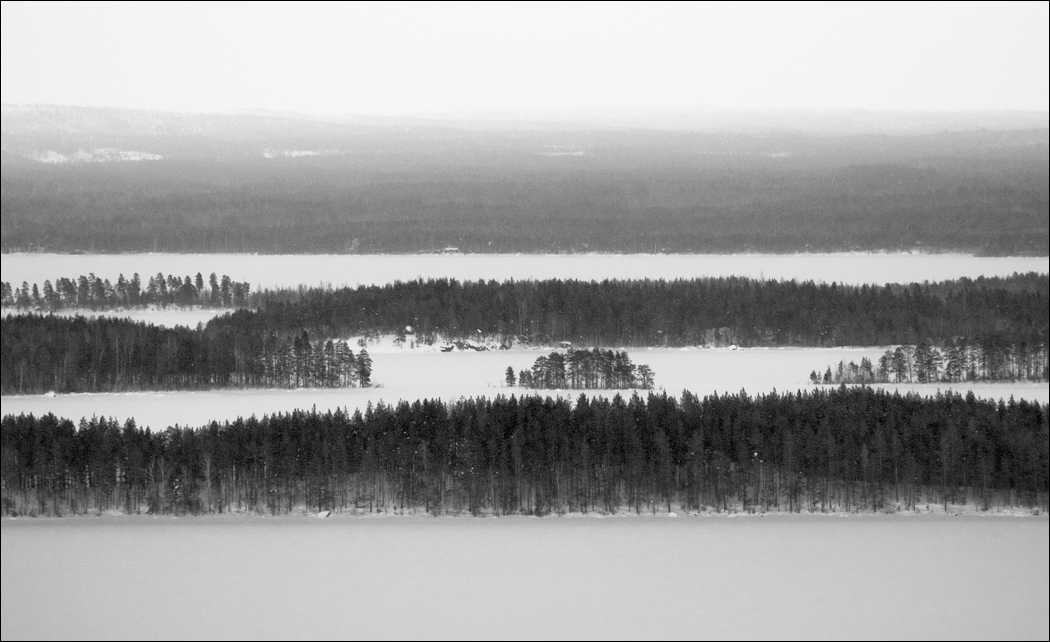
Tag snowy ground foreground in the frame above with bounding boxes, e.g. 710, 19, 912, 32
4, 306, 224, 328
3, 252, 1046, 291
3, 346, 1045, 430
2, 514, 1046, 641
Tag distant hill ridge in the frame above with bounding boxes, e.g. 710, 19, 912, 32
2, 104, 1047, 255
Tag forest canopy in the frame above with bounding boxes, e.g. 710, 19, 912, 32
213, 274, 1050, 348
3, 388, 1046, 517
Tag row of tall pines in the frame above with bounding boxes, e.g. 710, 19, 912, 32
3, 274, 1047, 394
3, 388, 1046, 517
2, 273, 251, 310
812, 340, 1048, 385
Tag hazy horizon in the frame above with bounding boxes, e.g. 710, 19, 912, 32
3, 1, 1048, 118
4, 100, 1049, 120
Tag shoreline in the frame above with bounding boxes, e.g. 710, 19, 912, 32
6, 505, 1046, 523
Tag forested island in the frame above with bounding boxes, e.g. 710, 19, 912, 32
3, 106, 1046, 255
510, 349, 654, 390
214, 274, 1049, 347
1, 315, 372, 394
812, 341, 1048, 385
3, 388, 1046, 517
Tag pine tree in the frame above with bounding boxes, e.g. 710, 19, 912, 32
505, 366, 516, 387
859, 357, 874, 383
944, 342, 964, 382
220, 275, 232, 307
891, 347, 908, 383
356, 349, 373, 387
637, 364, 654, 389
878, 350, 892, 382
130, 273, 142, 304
16, 282, 31, 309
208, 273, 220, 307
42, 280, 59, 310
155, 273, 168, 302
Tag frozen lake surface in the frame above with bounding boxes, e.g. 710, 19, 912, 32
4, 306, 222, 328
3, 347, 1045, 430
3, 252, 1046, 291
2, 514, 1046, 641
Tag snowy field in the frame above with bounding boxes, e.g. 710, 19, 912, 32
3, 252, 1046, 291
3, 347, 1045, 430
4, 306, 223, 328
2, 514, 1046, 641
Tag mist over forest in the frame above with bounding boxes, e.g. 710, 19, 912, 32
2, 105, 1047, 255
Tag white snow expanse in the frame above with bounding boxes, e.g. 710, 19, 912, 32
33, 148, 163, 163
3, 346, 1045, 431
4, 306, 224, 328
3, 252, 1046, 292
2, 514, 1047, 640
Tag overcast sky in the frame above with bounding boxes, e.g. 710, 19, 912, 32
2, 1, 1047, 116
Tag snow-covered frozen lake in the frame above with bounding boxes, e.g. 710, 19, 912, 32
3, 252, 1046, 291
4, 306, 222, 328
2, 514, 1046, 641
3, 347, 1044, 430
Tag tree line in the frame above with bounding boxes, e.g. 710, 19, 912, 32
812, 339, 1049, 385
1, 314, 372, 394
3, 387, 1046, 518
2, 272, 251, 311
218, 274, 1049, 348
509, 349, 655, 390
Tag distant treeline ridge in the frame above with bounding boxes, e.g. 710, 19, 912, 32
4, 112, 1046, 255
